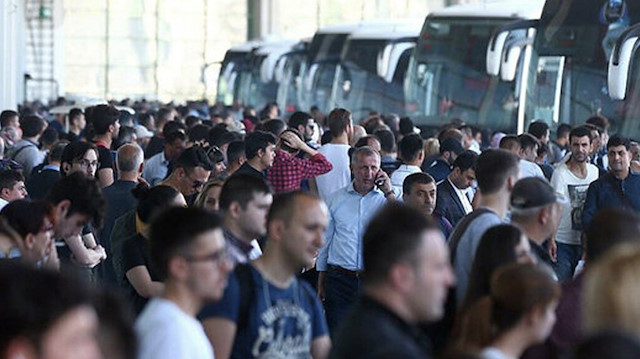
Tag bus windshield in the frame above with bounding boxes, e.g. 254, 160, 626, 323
299, 33, 351, 111
524, 0, 640, 138
332, 39, 410, 121
404, 17, 523, 132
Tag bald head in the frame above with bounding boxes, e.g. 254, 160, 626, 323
116, 144, 144, 174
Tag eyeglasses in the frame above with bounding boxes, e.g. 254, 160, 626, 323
184, 247, 230, 266
185, 171, 205, 190
75, 159, 100, 168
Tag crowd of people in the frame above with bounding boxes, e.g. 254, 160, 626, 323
1, 99, 640, 359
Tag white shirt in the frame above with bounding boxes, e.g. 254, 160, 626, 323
0, 198, 8, 211
480, 347, 508, 359
136, 298, 214, 359
520, 159, 545, 179
390, 164, 421, 197
550, 161, 599, 245
448, 178, 473, 214
315, 143, 351, 201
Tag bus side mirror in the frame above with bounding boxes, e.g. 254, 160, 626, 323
500, 36, 534, 81
609, 30, 640, 100
487, 31, 509, 76
486, 19, 538, 77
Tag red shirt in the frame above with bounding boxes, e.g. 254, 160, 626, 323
267, 149, 333, 194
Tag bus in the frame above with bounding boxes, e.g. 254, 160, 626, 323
216, 41, 261, 106
275, 40, 309, 118
403, 0, 545, 134
297, 21, 398, 114
236, 40, 298, 111
488, 0, 640, 137
329, 22, 421, 122
608, 22, 640, 137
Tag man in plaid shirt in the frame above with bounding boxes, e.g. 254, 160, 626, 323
267, 129, 333, 194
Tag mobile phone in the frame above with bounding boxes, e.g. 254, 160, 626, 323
374, 172, 385, 187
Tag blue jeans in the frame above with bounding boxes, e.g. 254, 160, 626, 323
553, 242, 582, 281
323, 268, 361, 336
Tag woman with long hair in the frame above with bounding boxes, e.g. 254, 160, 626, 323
454, 263, 560, 358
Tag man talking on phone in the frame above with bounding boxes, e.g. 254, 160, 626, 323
316, 146, 395, 335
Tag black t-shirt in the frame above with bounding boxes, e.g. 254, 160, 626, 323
92, 142, 114, 171
122, 233, 161, 314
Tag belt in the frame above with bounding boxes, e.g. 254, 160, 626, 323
328, 264, 362, 278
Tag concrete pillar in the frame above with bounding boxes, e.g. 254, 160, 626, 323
0, 0, 25, 110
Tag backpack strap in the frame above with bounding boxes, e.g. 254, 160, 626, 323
235, 264, 255, 330
448, 208, 492, 265
10, 142, 36, 161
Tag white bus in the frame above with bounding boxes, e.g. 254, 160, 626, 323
488, 0, 640, 136
403, 0, 545, 134
329, 22, 421, 122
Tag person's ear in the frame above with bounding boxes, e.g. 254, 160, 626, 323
389, 262, 414, 294
168, 256, 189, 281
23, 233, 36, 250
55, 200, 71, 219
61, 162, 72, 174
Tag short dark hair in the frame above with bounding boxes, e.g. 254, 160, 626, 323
398, 134, 424, 163
499, 135, 520, 152
164, 130, 187, 146
363, 202, 440, 285
1, 200, 53, 238
518, 133, 539, 152
89, 105, 120, 135
327, 108, 352, 137
185, 115, 202, 129
402, 172, 435, 195
557, 123, 572, 138
173, 146, 213, 172
162, 120, 186, 138
68, 108, 84, 122
244, 130, 276, 160
46, 172, 105, 228
607, 134, 631, 150
288, 111, 313, 130
187, 124, 211, 144
131, 184, 181, 223
528, 121, 549, 140
452, 150, 478, 172
0, 262, 92, 355
374, 129, 396, 153
261, 119, 287, 137
60, 142, 98, 176
586, 209, 640, 263
41, 128, 59, 147
219, 173, 272, 212
475, 149, 519, 195
49, 141, 68, 163
586, 115, 610, 131
399, 117, 415, 135
0, 110, 18, 128
226, 140, 245, 164
150, 207, 222, 280
0, 170, 24, 191
19, 115, 46, 137
156, 107, 173, 126
267, 191, 319, 227
569, 126, 592, 143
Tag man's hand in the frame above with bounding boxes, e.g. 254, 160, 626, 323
548, 236, 557, 262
